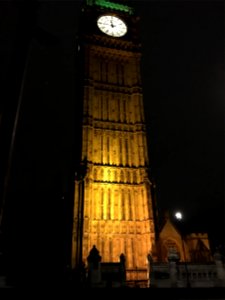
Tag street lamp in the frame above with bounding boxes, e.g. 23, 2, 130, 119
174, 211, 191, 288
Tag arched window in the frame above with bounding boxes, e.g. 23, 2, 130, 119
162, 239, 180, 262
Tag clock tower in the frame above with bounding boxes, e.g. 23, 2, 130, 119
72, 0, 156, 282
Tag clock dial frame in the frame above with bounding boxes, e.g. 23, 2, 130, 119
97, 15, 127, 37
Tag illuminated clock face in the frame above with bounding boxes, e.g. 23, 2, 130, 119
97, 15, 127, 37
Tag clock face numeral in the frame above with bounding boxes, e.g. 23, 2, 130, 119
97, 15, 127, 37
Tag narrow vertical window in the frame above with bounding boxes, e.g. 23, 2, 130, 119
121, 190, 125, 220
108, 169, 111, 182
127, 170, 130, 183
118, 95, 121, 122
100, 60, 103, 82
133, 170, 137, 183
120, 170, 124, 182
101, 134, 104, 164
119, 138, 122, 165
121, 65, 124, 85
106, 95, 109, 120
108, 189, 111, 219
101, 168, 104, 181
101, 188, 104, 219
114, 190, 118, 220
105, 62, 108, 83
141, 189, 145, 218
125, 139, 129, 165
100, 92, 103, 119
114, 170, 117, 182
94, 168, 97, 181
107, 136, 110, 164
131, 238, 135, 267
116, 64, 119, 84
128, 190, 132, 220
123, 99, 126, 123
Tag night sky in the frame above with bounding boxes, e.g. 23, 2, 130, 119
134, 1, 224, 249
0, 0, 224, 285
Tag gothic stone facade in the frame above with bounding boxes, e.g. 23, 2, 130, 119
72, 1, 155, 281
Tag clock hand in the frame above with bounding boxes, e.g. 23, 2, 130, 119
110, 16, 114, 28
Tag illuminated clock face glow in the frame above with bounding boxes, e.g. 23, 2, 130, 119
97, 15, 127, 37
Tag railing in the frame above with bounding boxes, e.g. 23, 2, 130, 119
126, 279, 148, 288
125, 268, 149, 288
176, 263, 217, 287
150, 262, 224, 288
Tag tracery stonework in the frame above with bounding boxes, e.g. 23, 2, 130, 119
72, 1, 156, 281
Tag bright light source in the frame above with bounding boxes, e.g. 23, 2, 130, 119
175, 211, 183, 220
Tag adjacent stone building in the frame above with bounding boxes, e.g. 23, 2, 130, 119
149, 216, 225, 288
